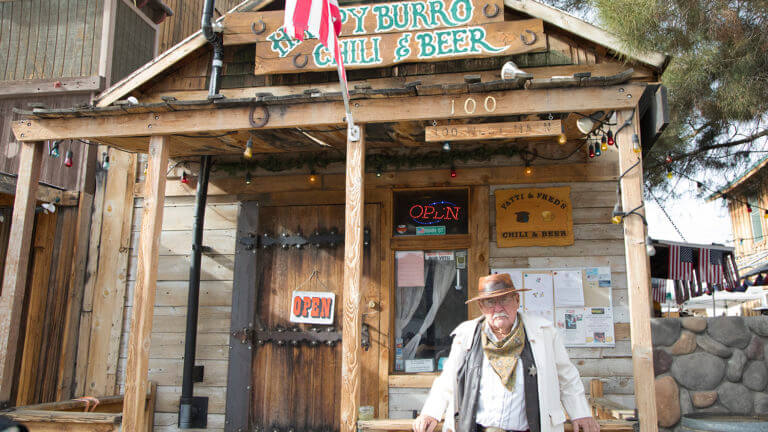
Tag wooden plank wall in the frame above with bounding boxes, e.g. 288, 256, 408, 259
389, 180, 635, 418
0, 0, 103, 81
728, 178, 768, 259
0, 95, 91, 190
115, 196, 238, 431
156, 0, 242, 55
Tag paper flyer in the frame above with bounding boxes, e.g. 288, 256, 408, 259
396, 251, 424, 287
523, 272, 554, 322
553, 270, 584, 307
583, 307, 615, 345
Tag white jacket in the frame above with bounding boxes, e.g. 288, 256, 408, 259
420, 313, 592, 432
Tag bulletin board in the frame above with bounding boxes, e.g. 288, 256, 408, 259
491, 267, 615, 347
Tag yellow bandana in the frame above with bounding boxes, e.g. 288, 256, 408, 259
481, 318, 526, 391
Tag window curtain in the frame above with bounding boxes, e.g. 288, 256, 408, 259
395, 284, 425, 342
403, 260, 456, 360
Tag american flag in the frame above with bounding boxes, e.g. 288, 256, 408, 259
669, 245, 694, 281
699, 248, 724, 286
652, 278, 664, 303
283, 0, 347, 95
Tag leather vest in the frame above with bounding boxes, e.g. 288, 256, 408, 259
455, 320, 541, 432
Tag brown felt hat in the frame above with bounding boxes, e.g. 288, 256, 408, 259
466, 273, 530, 304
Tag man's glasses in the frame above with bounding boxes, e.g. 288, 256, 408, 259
478, 295, 517, 308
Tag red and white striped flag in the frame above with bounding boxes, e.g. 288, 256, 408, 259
699, 248, 724, 286
283, 0, 347, 95
669, 245, 694, 281
651, 278, 667, 304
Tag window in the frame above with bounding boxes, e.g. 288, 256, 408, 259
394, 249, 468, 373
749, 198, 764, 242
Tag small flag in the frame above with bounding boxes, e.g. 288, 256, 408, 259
283, 0, 348, 97
699, 248, 724, 286
669, 245, 694, 281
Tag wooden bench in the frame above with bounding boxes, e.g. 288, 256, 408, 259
0, 382, 157, 431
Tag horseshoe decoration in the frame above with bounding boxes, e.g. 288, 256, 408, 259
520, 29, 537, 45
251, 19, 266, 35
249, 104, 270, 128
293, 54, 309, 68
483, 3, 500, 18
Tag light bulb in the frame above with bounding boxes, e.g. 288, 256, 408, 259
64, 150, 73, 167
245, 172, 252, 185
181, 172, 189, 184
666, 171, 673, 179
376, 168, 382, 177
308, 172, 318, 183
557, 133, 567, 145
595, 143, 602, 157
588, 144, 595, 158
524, 163, 533, 176
611, 215, 623, 224
450, 166, 457, 178
632, 134, 641, 153
601, 134, 607, 150
243, 137, 253, 159
646, 236, 656, 256
607, 130, 614, 146
747, 204, 752, 213
102, 153, 110, 170
764, 210, 767, 220
442, 142, 451, 152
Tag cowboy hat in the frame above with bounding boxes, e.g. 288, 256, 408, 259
466, 273, 530, 304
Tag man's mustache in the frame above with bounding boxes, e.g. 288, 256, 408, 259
492, 312, 509, 319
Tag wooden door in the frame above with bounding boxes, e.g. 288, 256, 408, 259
252, 204, 381, 432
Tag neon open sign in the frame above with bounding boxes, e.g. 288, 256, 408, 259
409, 200, 462, 225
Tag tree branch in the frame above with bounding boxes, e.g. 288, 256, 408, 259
647, 128, 768, 169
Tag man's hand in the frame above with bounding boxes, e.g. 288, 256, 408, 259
412, 414, 439, 432
572, 416, 599, 432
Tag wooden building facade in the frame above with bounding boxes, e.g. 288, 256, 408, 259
2, 0, 670, 431
710, 156, 768, 280
0, 0, 241, 412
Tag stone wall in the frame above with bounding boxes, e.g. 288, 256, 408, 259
651, 316, 768, 430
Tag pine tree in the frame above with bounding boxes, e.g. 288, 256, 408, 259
546, 0, 768, 191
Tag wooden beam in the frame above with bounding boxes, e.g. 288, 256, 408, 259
139, 162, 619, 197
468, 186, 489, 319
425, 119, 562, 142
0, 174, 79, 206
84, 150, 137, 396
122, 136, 169, 431
341, 126, 365, 432
13, 84, 646, 142
615, 109, 657, 432
0, 76, 104, 99
0, 141, 43, 404
139, 64, 653, 103
225, 201, 259, 431
56, 144, 98, 400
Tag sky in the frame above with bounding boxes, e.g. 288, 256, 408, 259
645, 178, 733, 246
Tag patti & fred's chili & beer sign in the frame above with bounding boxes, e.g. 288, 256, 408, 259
495, 187, 574, 247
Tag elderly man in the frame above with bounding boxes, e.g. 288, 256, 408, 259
413, 273, 599, 432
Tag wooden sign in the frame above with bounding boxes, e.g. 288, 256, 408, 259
425, 119, 562, 142
495, 187, 574, 247
223, 0, 504, 45
290, 291, 335, 324
253, 15, 545, 75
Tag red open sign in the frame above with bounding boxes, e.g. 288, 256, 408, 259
289, 291, 335, 325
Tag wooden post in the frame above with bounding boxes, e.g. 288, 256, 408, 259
616, 109, 658, 432
341, 126, 365, 432
0, 141, 43, 404
123, 136, 169, 431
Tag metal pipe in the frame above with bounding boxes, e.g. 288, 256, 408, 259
179, 155, 212, 428
201, 0, 223, 98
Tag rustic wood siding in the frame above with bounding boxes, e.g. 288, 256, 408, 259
389, 179, 635, 418
0, 95, 91, 190
156, 0, 241, 55
0, 0, 103, 81
110, 0, 157, 84
116, 196, 238, 432
728, 172, 768, 261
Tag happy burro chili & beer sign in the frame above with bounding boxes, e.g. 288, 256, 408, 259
241, 0, 545, 75
495, 187, 574, 247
